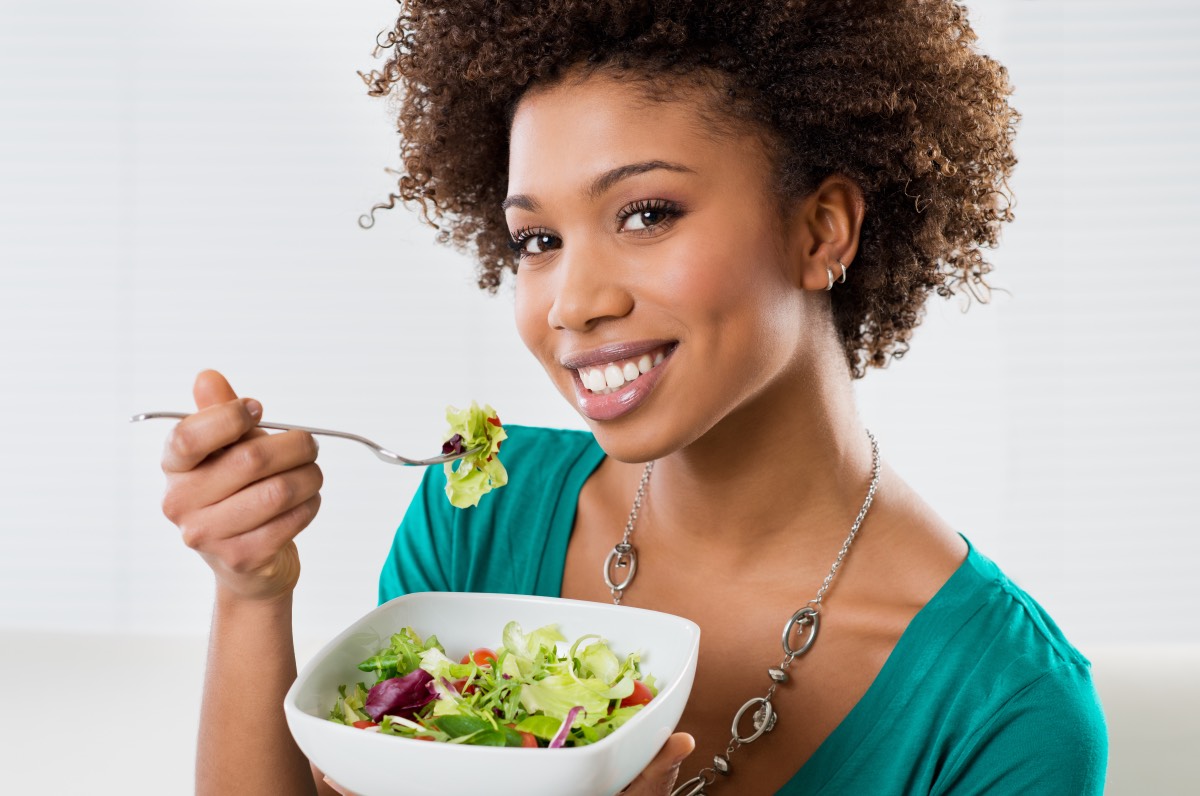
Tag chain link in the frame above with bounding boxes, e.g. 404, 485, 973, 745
602, 432, 880, 796
606, 460, 654, 605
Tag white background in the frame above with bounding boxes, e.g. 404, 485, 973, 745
1, 0, 1197, 792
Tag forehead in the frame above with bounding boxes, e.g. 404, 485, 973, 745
506, 72, 755, 195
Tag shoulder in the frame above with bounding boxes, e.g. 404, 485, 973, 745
926, 539, 1108, 793
378, 425, 604, 602
953, 540, 1093, 675
495, 424, 601, 472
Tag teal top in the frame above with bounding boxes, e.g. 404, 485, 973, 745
379, 426, 1108, 795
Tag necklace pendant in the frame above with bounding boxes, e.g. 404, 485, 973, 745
753, 703, 778, 734
603, 543, 638, 592
732, 697, 776, 744
781, 606, 820, 657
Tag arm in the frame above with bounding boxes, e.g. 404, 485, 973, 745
158, 371, 325, 795
197, 590, 317, 796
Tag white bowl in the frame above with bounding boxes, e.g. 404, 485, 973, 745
285, 592, 701, 796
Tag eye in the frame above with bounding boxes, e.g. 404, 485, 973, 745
617, 199, 683, 234
508, 227, 561, 258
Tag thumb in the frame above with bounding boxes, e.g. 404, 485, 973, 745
193, 369, 241, 411
622, 732, 695, 795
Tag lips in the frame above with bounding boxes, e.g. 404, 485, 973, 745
560, 340, 675, 370
566, 341, 677, 422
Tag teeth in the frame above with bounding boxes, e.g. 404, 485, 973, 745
577, 347, 671, 395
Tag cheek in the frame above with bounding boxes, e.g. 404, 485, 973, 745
656, 225, 796, 330
512, 271, 547, 357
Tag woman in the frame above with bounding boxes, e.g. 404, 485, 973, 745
160, 2, 1108, 794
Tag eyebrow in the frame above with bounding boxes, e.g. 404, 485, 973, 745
501, 160, 695, 213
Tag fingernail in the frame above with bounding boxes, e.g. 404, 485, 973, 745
245, 399, 262, 418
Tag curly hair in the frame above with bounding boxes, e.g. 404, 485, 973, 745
359, 0, 1018, 377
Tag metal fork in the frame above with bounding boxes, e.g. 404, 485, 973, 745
129, 411, 483, 466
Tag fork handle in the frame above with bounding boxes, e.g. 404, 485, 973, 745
129, 411, 476, 466
132, 410, 396, 453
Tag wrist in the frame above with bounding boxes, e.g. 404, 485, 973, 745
214, 582, 295, 618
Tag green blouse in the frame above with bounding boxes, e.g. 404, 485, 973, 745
379, 425, 1108, 794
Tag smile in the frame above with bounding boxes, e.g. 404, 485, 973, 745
562, 341, 677, 422
575, 345, 670, 395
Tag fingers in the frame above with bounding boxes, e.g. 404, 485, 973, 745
621, 732, 695, 796
321, 776, 357, 796
175, 462, 324, 552
162, 396, 264, 473
176, 429, 320, 510
212, 493, 321, 579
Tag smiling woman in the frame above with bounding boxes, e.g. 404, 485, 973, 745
169, 2, 1106, 796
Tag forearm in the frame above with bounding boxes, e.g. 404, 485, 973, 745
196, 588, 317, 796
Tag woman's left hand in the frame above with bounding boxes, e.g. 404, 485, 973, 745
619, 732, 697, 795
321, 775, 356, 796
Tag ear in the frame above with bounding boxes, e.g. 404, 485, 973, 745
784, 175, 865, 292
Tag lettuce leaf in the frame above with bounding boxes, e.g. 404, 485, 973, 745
519, 675, 616, 721
573, 635, 620, 683
363, 669, 437, 721
328, 682, 373, 725
513, 714, 563, 741
442, 402, 507, 509
357, 627, 445, 681
417, 647, 472, 681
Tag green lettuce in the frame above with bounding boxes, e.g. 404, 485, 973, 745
357, 627, 445, 681
442, 402, 508, 509
328, 682, 372, 725
331, 620, 657, 748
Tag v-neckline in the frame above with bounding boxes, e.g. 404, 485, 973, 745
545, 435, 980, 794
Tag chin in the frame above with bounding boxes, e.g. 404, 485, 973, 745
581, 407, 715, 464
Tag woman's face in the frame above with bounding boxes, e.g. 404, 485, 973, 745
507, 71, 812, 462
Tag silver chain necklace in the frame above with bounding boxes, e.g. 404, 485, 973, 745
603, 430, 881, 796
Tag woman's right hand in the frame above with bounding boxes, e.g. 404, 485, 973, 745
160, 369, 323, 602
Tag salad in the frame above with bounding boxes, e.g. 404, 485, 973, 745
328, 622, 658, 748
441, 402, 507, 509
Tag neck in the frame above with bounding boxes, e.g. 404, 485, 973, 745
641, 354, 877, 556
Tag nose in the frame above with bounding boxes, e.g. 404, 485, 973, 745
545, 245, 634, 332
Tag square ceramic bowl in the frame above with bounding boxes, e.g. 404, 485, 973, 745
285, 592, 701, 796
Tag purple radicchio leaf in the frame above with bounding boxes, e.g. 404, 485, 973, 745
364, 669, 436, 722
549, 706, 585, 749
441, 433, 465, 456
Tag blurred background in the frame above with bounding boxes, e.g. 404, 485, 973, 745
1, 0, 1197, 792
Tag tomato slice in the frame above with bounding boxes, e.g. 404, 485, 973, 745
414, 735, 435, 742
460, 648, 497, 667
352, 720, 379, 729
618, 680, 654, 709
